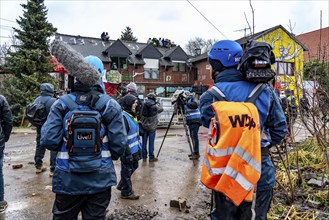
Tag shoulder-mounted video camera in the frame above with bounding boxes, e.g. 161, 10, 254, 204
238, 40, 276, 83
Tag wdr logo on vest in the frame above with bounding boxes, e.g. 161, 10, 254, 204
228, 114, 256, 130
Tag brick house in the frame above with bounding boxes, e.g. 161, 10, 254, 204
295, 27, 329, 62
55, 33, 195, 97
188, 52, 212, 95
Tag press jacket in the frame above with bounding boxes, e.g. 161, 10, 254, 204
200, 68, 287, 191
0, 95, 13, 146
41, 84, 127, 195
184, 96, 201, 125
122, 111, 141, 154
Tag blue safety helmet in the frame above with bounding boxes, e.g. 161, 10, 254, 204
208, 40, 242, 67
84, 55, 105, 78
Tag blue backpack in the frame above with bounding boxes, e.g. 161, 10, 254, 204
60, 93, 109, 173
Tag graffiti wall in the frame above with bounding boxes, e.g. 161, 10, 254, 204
257, 27, 304, 98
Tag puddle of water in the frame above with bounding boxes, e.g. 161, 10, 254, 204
158, 134, 183, 138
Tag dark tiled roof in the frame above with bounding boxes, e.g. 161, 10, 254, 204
135, 44, 163, 59
189, 52, 208, 63
55, 33, 112, 62
55, 33, 189, 64
122, 41, 146, 55
105, 39, 132, 57
56, 33, 188, 66
128, 55, 145, 65
159, 57, 174, 67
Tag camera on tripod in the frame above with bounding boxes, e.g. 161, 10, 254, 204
171, 89, 189, 107
157, 88, 197, 165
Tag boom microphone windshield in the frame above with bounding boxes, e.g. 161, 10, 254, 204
50, 39, 100, 87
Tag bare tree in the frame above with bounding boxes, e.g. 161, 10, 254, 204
185, 37, 217, 56
0, 32, 19, 63
249, 0, 255, 35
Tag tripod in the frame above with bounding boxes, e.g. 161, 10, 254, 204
156, 99, 197, 165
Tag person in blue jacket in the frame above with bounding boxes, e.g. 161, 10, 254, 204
32, 83, 57, 176
117, 94, 142, 200
41, 55, 127, 219
183, 91, 202, 160
200, 40, 287, 220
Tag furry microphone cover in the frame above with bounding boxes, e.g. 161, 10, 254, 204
50, 39, 100, 87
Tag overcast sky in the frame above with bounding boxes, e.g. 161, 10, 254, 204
1, 0, 328, 49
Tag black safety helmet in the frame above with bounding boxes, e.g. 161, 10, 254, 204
147, 93, 156, 101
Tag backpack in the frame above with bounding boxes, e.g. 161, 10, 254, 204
26, 97, 51, 126
142, 99, 157, 117
60, 93, 109, 173
238, 40, 276, 83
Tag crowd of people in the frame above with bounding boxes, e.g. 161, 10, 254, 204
147, 37, 176, 48
0, 37, 308, 220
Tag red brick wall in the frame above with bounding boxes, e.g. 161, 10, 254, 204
296, 27, 329, 62
118, 64, 194, 96
193, 59, 213, 86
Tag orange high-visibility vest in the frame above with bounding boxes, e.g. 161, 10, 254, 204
200, 100, 261, 206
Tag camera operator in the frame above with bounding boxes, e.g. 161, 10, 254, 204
182, 91, 202, 160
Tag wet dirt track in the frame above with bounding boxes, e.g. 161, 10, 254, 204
1, 126, 211, 220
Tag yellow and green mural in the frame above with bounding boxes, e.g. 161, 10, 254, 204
254, 25, 306, 99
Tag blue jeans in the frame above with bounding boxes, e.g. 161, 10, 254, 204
211, 189, 273, 220
35, 126, 57, 171
0, 146, 4, 201
188, 123, 200, 154
142, 130, 156, 159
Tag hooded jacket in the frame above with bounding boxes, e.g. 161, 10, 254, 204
33, 83, 57, 117
0, 95, 13, 145
200, 68, 287, 191
140, 99, 163, 132
41, 81, 127, 195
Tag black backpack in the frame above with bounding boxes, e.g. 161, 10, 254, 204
142, 99, 157, 117
238, 40, 276, 83
60, 93, 110, 173
26, 97, 51, 126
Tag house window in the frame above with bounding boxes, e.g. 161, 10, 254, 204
274, 62, 294, 76
110, 57, 127, 70
144, 68, 159, 79
173, 61, 186, 72
144, 58, 159, 79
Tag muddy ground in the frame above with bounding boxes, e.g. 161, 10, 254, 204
2, 121, 326, 220
1, 126, 211, 220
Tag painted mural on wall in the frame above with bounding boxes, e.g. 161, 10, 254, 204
257, 27, 304, 97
